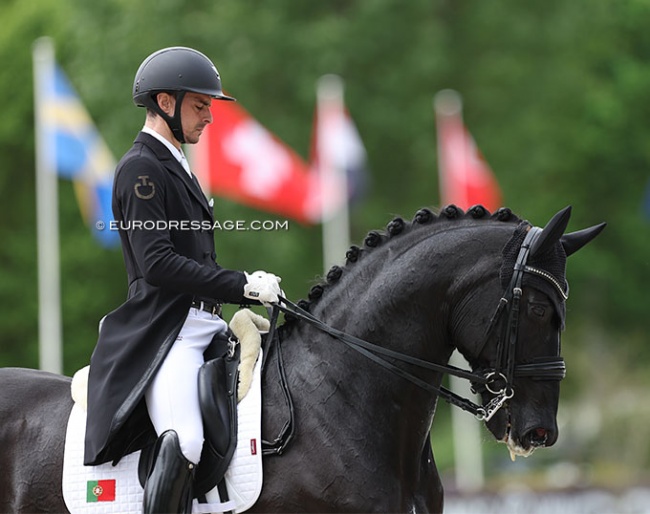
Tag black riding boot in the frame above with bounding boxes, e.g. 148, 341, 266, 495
143, 430, 195, 514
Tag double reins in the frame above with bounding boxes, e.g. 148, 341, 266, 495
262, 224, 568, 456
273, 296, 492, 418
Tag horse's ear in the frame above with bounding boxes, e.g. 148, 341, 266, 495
561, 222, 606, 257
530, 206, 573, 257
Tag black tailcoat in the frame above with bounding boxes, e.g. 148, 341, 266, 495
84, 132, 247, 466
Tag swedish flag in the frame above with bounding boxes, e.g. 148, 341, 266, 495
42, 64, 118, 247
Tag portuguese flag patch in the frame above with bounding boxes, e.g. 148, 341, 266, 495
86, 479, 116, 502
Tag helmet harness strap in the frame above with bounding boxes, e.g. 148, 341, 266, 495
151, 90, 187, 144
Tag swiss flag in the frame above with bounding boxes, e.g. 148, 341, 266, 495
193, 101, 315, 223
434, 90, 502, 211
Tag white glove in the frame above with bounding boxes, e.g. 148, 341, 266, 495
243, 270, 283, 306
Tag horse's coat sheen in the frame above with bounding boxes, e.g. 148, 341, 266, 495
0, 205, 604, 513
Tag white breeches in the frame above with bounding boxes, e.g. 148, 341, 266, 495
145, 308, 228, 464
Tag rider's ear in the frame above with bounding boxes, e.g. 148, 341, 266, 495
155, 92, 175, 116
529, 206, 572, 258
560, 223, 607, 257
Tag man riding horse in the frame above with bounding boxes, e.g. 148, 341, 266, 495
83, 46, 282, 513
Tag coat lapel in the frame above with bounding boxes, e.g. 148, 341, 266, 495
135, 132, 213, 219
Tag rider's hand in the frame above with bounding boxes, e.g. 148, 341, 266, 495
243, 270, 283, 306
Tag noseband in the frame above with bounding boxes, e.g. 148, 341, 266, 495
271, 225, 567, 429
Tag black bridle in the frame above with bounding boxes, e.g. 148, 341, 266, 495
469, 226, 567, 419
262, 225, 567, 454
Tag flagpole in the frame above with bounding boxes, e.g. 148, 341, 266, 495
33, 37, 63, 374
434, 89, 469, 208
448, 350, 484, 492
317, 74, 350, 274
434, 89, 484, 492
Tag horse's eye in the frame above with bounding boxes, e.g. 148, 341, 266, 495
528, 303, 547, 318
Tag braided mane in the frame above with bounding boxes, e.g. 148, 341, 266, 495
280, 205, 521, 329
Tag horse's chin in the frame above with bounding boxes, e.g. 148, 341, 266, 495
501, 430, 536, 461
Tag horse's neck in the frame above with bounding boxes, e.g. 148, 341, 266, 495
298, 224, 506, 409
273, 219, 514, 495
289, 249, 458, 454
285, 320, 442, 463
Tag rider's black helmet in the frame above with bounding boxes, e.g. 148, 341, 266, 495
132, 47, 235, 142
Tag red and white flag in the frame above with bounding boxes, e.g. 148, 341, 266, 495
306, 104, 367, 221
434, 90, 502, 211
305, 76, 368, 223
193, 101, 315, 223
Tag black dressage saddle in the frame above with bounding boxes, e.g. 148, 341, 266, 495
138, 330, 241, 498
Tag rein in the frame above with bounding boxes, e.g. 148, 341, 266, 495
274, 296, 490, 417
262, 225, 567, 454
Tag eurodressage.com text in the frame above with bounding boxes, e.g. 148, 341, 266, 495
99, 219, 290, 232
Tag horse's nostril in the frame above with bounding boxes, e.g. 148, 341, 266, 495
526, 427, 549, 447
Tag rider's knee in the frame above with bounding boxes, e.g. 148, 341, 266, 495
178, 434, 204, 465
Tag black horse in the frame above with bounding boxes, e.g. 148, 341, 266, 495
0, 205, 604, 513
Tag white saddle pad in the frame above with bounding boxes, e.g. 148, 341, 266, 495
62, 352, 264, 514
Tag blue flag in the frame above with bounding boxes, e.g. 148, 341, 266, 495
41, 64, 119, 247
